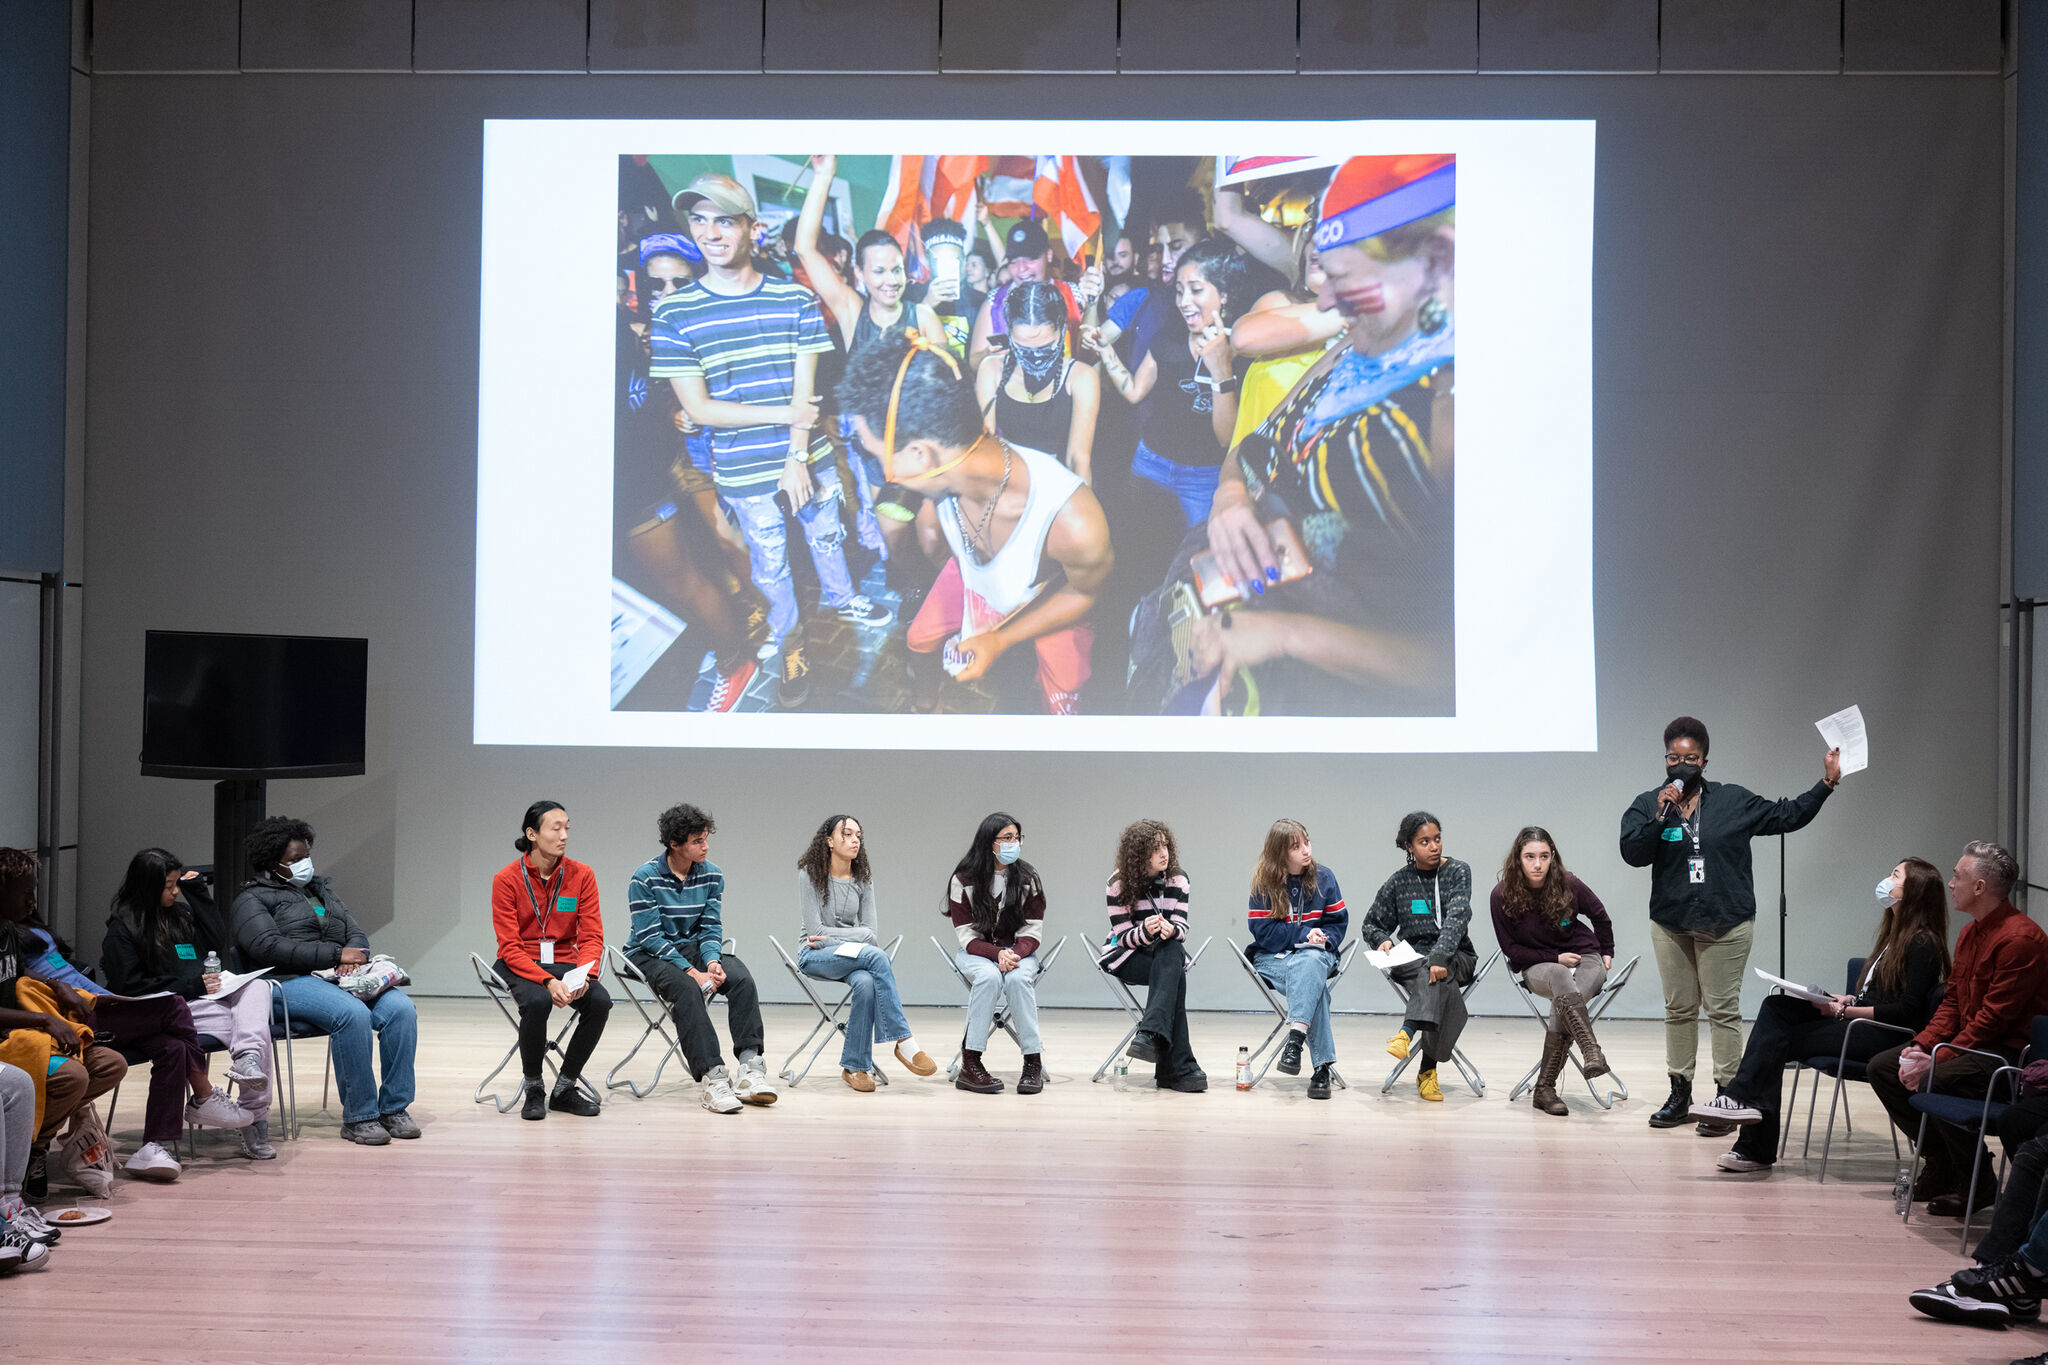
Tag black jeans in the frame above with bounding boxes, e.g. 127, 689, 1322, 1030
629, 950, 765, 1080
1868, 1042, 2011, 1195
1726, 995, 1896, 1162
1976, 1131, 2048, 1264
498, 960, 613, 1083
1111, 945, 1201, 1078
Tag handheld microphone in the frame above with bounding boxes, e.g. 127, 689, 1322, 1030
1658, 772, 1691, 817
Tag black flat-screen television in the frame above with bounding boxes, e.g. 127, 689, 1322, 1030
140, 631, 368, 779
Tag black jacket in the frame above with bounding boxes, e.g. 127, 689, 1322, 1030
231, 874, 369, 978
1619, 777, 1833, 937
101, 876, 241, 999
1857, 931, 1946, 1034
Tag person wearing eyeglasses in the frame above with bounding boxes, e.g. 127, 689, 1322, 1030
943, 813, 1049, 1095
1619, 715, 1841, 1135
1360, 811, 1477, 1103
835, 329, 1113, 716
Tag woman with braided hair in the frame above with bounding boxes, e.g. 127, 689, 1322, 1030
974, 281, 1101, 485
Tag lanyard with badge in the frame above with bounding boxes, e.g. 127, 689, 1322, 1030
1681, 800, 1705, 885
523, 863, 563, 964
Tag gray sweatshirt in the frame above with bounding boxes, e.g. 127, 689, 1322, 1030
798, 870, 878, 946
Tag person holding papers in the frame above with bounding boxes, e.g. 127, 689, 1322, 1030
101, 847, 279, 1158
1361, 812, 1477, 1103
1619, 716, 1841, 1134
1246, 819, 1348, 1100
1488, 828, 1615, 1117
1103, 819, 1205, 1092
491, 801, 610, 1121
794, 814, 936, 1092
1689, 856, 1948, 1169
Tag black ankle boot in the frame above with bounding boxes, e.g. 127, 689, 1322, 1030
1648, 1074, 1693, 1128
520, 1078, 547, 1121
1277, 1031, 1305, 1075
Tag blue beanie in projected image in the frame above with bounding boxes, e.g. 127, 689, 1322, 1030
639, 232, 702, 264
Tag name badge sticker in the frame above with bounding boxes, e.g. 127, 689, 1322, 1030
1661, 827, 1685, 842
174, 943, 197, 960
1410, 898, 1430, 915
557, 897, 577, 912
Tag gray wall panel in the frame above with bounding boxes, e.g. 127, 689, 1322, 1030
941, 0, 1116, 74
89, 0, 240, 74
589, 0, 766, 71
1658, 0, 1842, 74
764, 0, 939, 72
1479, 0, 1659, 73
1843, 0, 2003, 74
414, 0, 590, 72
241, 0, 416, 73
1300, 0, 1479, 74
1119, 0, 1297, 73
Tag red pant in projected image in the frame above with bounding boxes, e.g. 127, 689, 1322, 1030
907, 559, 1091, 715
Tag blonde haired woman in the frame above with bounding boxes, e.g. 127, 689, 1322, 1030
1245, 819, 1349, 1099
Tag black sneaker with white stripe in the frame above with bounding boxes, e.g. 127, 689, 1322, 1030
1913, 1256, 2048, 1327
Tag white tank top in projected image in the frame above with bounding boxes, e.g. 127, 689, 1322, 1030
936, 442, 1082, 632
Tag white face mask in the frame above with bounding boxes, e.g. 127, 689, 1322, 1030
1875, 876, 1897, 905
286, 857, 316, 888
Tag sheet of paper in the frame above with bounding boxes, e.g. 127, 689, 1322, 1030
1754, 968, 1834, 1005
1815, 704, 1869, 775
559, 961, 591, 993
1365, 942, 1423, 972
202, 966, 272, 1000
833, 941, 863, 959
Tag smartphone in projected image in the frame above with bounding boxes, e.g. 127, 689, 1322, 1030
1189, 519, 1312, 610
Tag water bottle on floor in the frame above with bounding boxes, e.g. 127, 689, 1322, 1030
1235, 1046, 1251, 1091
1113, 1058, 1129, 1092
1893, 1165, 1915, 1216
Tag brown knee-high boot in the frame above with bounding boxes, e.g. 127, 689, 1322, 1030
1556, 992, 1609, 1078
1532, 1031, 1569, 1116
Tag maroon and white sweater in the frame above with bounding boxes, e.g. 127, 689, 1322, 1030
1098, 872, 1192, 970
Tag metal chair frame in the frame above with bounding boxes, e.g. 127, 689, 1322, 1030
1505, 954, 1640, 1110
1376, 949, 1501, 1096
1905, 1039, 2025, 1252
602, 939, 733, 1099
1788, 1016, 1911, 1180
469, 952, 602, 1114
1086, 935, 1215, 1083
769, 933, 906, 1087
1228, 938, 1360, 1091
930, 934, 1069, 1078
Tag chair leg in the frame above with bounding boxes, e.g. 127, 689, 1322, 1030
1817, 1076, 1848, 1184
1801, 1066, 1823, 1158
1904, 1111, 1932, 1224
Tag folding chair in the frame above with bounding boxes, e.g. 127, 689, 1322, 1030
1780, 958, 1929, 1180
769, 933, 905, 1086
1902, 1014, 2048, 1250
1377, 949, 1500, 1096
1506, 954, 1640, 1110
470, 952, 602, 1113
603, 939, 733, 1098
1088, 936, 1215, 1082
108, 978, 298, 1149
1229, 938, 1359, 1090
929, 934, 1069, 1078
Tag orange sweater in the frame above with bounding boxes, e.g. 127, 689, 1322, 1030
491, 857, 603, 984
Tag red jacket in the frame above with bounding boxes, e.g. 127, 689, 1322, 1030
1914, 902, 2048, 1056
492, 856, 603, 984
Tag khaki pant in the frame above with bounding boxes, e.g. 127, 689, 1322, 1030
1650, 919, 1753, 1085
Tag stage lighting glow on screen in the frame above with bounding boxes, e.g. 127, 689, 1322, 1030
475, 119, 1595, 752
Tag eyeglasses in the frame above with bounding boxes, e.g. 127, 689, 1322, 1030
999, 833, 1023, 843
1663, 753, 1701, 765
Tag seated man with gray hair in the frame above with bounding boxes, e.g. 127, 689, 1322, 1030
1868, 841, 2048, 1218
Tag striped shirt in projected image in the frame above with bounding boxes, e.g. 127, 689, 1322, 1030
648, 277, 834, 497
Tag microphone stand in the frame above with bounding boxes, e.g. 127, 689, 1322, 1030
1778, 833, 1788, 979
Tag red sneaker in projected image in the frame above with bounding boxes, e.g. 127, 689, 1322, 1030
702, 659, 757, 713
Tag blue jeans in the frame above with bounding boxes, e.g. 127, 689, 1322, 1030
1132, 442, 1222, 528
955, 949, 1042, 1054
797, 943, 911, 1072
724, 463, 857, 642
273, 975, 418, 1124
840, 417, 889, 556
1254, 949, 1337, 1067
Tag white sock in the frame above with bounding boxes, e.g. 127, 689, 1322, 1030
1288, 1023, 1309, 1037
895, 1035, 922, 1057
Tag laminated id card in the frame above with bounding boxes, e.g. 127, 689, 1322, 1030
1688, 858, 1705, 885
539, 939, 556, 964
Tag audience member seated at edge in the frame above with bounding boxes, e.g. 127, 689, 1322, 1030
491, 801, 610, 1121
1867, 842, 2048, 1216
794, 813, 936, 1092
946, 811, 1049, 1096
1362, 812, 1478, 1103
625, 803, 778, 1115
1245, 819, 1349, 1100
1690, 855, 1948, 1171
1488, 826, 1615, 1118
0, 1060, 54, 1272
1100, 818, 1205, 1092
230, 818, 421, 1146
1914, 1101, 2048, 1330
101, 847, 279, 1160
2, 846, 250, 1186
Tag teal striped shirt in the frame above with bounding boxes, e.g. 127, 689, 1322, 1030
626, 852, 724, 969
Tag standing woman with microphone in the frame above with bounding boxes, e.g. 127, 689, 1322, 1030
1619, 715, 1842, 1133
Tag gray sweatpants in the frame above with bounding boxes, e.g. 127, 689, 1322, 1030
1390, 948, 1478, 1065
1523, 957, 1610, 1033
0, 1061, 33, 1201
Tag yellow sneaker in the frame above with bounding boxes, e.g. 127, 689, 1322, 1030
1417, 1068, 1443, 1102
1385, 1028, 1411, 1061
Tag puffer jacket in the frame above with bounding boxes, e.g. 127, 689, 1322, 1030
231, 873, 369, 978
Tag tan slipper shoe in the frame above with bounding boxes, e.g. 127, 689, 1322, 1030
842, 1069, 876, 1093
894, 1042, 938, 1077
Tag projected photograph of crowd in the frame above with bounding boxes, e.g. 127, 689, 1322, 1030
610, 150, 1455, 719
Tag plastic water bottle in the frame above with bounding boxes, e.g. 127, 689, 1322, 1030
1113, 1058, 1129, 1092
1893, 1165, 1915, 1216
1235, 1046, 1252, 1091
202, 950, 222, 980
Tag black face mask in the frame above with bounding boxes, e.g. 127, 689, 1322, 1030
1011, 339, 1063, 393
1666, 760, 1703, 792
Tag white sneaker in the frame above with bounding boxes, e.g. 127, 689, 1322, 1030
187, 1091, 256, 1130
11, 1207, 59, 1245
1688, 1092, 1762, 1126
124, 1142, 182, 1182
1716, 1149, 1771, 1173
226, 1050, 269, 1086
238, 1120, 278, 1161
0, 1227, 49, 1271
700, 1066, 743, 1115
734, 1061, 779, 1107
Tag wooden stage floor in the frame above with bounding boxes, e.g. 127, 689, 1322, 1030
5, 1000, 2024, 1362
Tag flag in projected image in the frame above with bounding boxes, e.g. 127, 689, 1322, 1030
1033, 155, 1102, 258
